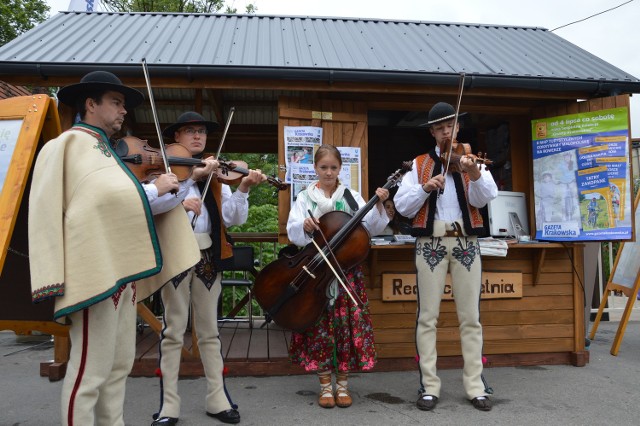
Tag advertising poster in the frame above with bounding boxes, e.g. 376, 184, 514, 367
284, 126, 321, 184
531, 107, 632, 241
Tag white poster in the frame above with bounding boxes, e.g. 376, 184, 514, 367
337, 146, 361, 194
0, 119, 24, 196
284, 126, 321, 184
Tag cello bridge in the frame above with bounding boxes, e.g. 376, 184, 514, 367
302, 265, 316, 279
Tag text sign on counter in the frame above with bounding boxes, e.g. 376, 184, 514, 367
382, 272, 523, 301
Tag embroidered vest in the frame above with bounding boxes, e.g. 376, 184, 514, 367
198, 179, 234, 270
411, 150, 485, 236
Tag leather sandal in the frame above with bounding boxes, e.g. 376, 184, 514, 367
471, 396, 493, 411
335, 384, 352, 408
318, 388, 336, 408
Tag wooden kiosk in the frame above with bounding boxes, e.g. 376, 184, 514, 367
274, 96, 613, 369
2, 13, 639, 375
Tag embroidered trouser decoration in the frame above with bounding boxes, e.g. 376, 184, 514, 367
195, 249, 217, 291
414, 235, 487, 400
451, 236, 478, 271
417, 237, 447, 272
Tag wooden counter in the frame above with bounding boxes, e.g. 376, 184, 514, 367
365, 242, 588, 369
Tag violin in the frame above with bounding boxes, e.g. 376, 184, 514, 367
216, 158, 288, 191
113, 136, 205, 182
113, 137, 288, 191
440, 139, 492, 174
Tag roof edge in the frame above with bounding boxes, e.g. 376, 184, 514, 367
2, 63, 639, 95
53, 11, 548, 30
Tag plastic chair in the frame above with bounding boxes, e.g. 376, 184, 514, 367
219, 246, 258, 327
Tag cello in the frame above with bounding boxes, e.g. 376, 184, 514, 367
253, 162, 412, 332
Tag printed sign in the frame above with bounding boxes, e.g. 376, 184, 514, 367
531, 107, 632, 241
381, 272, 523, 301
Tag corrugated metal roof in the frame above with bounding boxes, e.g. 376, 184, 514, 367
1, 11, 639, 94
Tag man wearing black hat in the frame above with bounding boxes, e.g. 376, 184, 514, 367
151, 111, 264, 426
394, 102, 498, 412
28, 71, 215, 425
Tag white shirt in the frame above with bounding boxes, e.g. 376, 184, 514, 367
287, 186, 389, 247
394, 148, 498, 221
184, 183, 249, 233
143, 179, 194, 215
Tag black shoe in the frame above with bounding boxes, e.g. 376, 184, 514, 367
471, 396, 493, 411
416, 395, 438, 411
151, 417, 179, 426
206, 409, 240, 424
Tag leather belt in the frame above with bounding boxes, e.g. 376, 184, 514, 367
443, 229, 461, 237
443, 222, 464, 237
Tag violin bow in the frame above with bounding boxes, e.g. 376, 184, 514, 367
307, 210, 364, 308
141, 58, 172, 175
191, 107, 235, 228
442, 72, 466, 176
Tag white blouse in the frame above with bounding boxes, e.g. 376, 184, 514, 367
287, 184, 389, 247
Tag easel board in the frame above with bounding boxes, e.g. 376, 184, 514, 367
1, 95, 61, 272
0, 95, 68, 380
589, 190, 640, 355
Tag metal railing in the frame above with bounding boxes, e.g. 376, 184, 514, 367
220, 233, 286, 320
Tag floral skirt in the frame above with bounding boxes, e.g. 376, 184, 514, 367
288, 265, 376, 373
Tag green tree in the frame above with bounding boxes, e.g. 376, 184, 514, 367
101, 0, 256, 13
0, 0, 49, 47
223, 153, 281, 208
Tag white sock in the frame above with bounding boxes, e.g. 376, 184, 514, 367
336, 373, 348, 396
318, 371, 332, 396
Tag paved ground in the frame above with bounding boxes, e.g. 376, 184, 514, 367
2, 308, 639, 425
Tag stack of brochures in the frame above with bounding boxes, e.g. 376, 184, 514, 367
393, 234, 416, 243
478, 237, 509, 257
370, 237, 391, 246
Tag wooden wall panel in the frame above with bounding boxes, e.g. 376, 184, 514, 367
366, 244, 584, 363
277, 96, 368, 242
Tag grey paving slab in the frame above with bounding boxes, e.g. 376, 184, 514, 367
1, 317, 639, 426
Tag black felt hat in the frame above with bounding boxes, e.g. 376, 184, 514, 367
162, 111, 220, 138
423, 102, 467, 127
57, 71, 144, 109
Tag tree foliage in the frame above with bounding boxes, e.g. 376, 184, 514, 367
223, 153, 281, 208
0, 0, 49, 47
101, 0, 256, 13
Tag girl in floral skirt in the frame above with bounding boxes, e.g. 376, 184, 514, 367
286, 144, 389, 408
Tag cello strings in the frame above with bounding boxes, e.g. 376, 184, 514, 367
314, 227, 364, 307
310, 239, 359, 306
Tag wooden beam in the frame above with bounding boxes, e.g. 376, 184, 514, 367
205, 88, 224, 124
194, 89, 203, 113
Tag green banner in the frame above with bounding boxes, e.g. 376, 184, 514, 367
532, 107, 629, 140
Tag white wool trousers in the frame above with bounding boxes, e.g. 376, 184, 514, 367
414, 235, 488, 400
61, 284, 137, 426
155, 266, 232, 419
